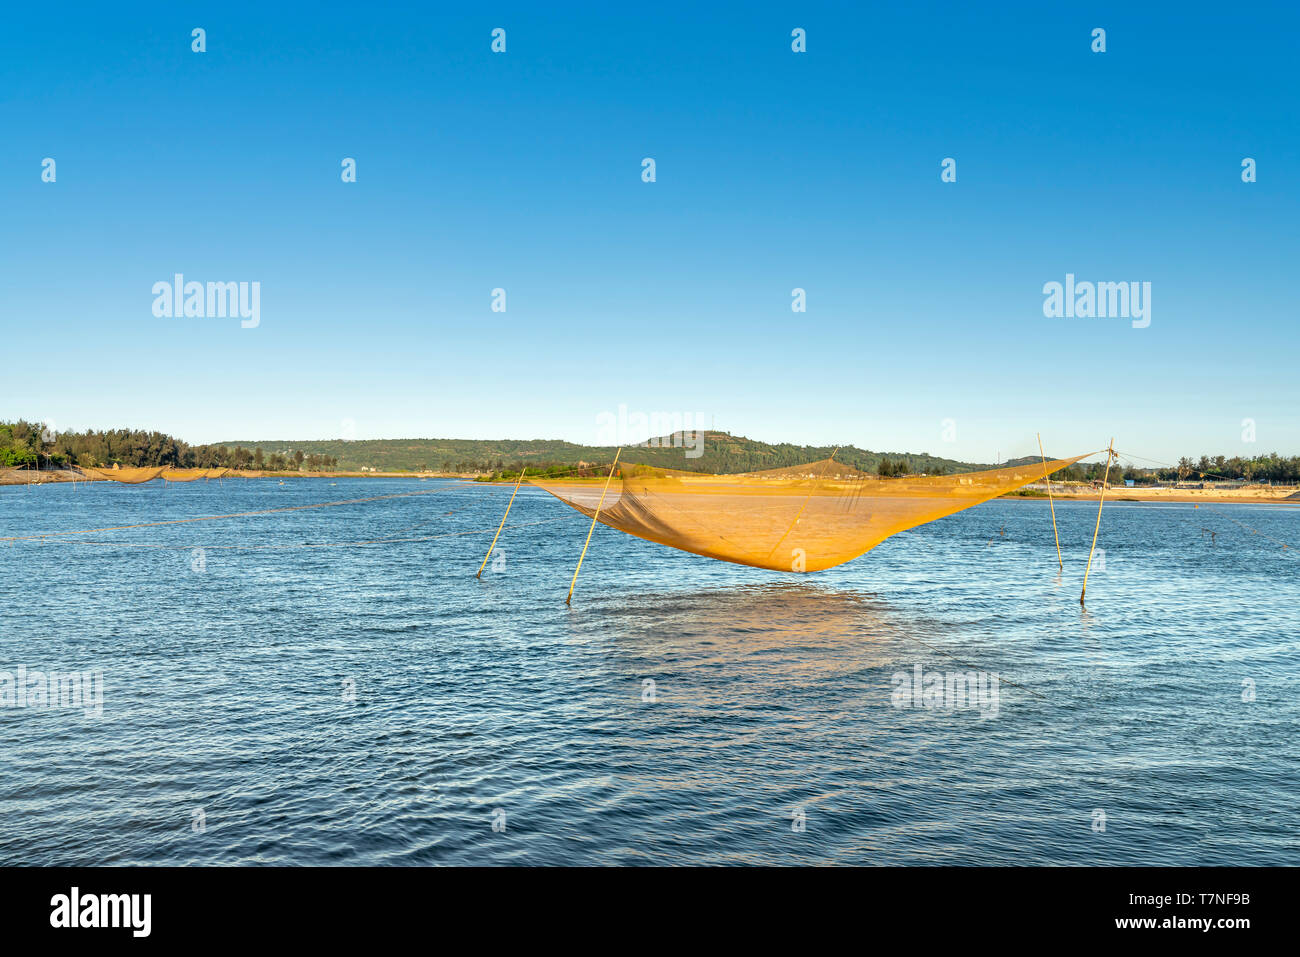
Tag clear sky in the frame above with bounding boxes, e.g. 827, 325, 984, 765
2, 2, 1296, 464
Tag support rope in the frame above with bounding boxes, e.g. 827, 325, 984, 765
0, 485, 470, 542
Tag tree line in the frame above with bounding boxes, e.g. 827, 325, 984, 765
0, 421, 338, 472
4, 420, 1297, 484
1043, 454, 1300, 485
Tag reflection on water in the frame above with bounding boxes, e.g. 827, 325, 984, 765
0, 481, 1297, 865
587, 583, 900, 674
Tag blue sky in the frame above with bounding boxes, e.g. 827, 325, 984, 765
2, 1, 1296, 464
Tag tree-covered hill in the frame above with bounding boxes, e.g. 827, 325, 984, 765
222, 432, 995, 475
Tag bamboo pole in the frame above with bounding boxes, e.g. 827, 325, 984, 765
1080, 439, 1115, 606
477, 466, 527, 578
1037, 433, 1063, 572
565, 450, 621, 605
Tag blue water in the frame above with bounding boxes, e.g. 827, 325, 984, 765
1, 478, 1296, 865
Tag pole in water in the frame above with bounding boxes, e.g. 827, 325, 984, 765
1080, 439, 1115, 606
566, 449, 621, 606
477, 466, 527, 579
1037, 433, 1063, 573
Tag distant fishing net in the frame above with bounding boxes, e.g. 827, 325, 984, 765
161, 468, 228, 481
78, 466, 167, 484
530, 455, 1086, 572
76, 466, 230, 483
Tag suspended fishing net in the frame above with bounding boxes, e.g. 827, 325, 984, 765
530, 455, 1087, 572
161, 468, 209, 482
78, 466, 167, 484
75, 466, 233, 483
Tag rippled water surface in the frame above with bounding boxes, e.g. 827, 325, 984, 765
1, 478, 1297, 865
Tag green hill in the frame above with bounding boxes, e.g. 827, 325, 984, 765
222, 432, 1024, 475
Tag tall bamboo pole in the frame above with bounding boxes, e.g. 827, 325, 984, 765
1080, 439, 1115, 606
566, 450, 621, 605
477, 466, 527, 579
1037, 433, 1063, 573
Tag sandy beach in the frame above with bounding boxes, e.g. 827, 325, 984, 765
0, 468, 482, 486
1014, 484, 1300, 505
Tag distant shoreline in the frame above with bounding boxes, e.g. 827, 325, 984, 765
1009, 486, 1300, 505
0, 468, 482, 486
6, 468, 1297, 506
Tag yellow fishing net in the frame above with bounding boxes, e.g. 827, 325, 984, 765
79, 466, 233, 483
530, 455, 1086, 572
78, 466, 167, 484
